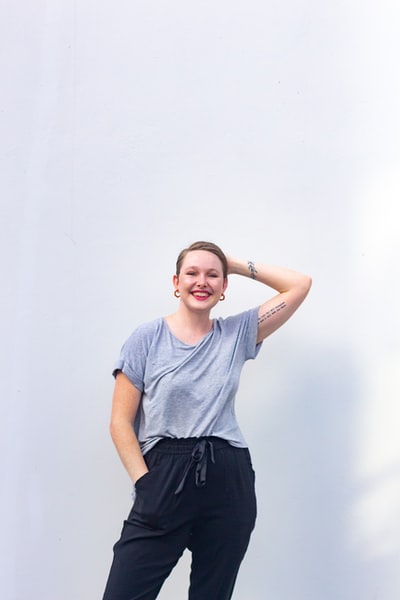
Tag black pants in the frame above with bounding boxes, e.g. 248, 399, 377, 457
103, 437, 257, 600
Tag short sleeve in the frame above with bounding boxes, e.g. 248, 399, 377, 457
220, 307, 262, 361
112, 321, 158, 391
242, 306, 263, 360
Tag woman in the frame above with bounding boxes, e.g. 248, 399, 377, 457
103, 241, 311, 600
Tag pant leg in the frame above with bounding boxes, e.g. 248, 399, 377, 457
102, 448, 191, 600
188, 446, 257, 600
102, 521, 189, 600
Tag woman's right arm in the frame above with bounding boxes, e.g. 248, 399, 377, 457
109, 371, 149, 484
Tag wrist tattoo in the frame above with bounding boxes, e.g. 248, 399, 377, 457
248, 260, 258, 279
258, 301, 287, 324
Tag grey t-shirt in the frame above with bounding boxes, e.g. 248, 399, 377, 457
113, 307, 262, 454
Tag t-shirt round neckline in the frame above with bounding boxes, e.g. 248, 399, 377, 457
162, 317, 215, 347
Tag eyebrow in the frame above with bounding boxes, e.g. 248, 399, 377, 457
184, 265, 220, 272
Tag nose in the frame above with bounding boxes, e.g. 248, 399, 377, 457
196, 274, 207, 287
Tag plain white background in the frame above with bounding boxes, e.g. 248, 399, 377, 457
1, 1, 400, 598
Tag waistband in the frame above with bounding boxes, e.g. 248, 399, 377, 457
152, 436, 231, 455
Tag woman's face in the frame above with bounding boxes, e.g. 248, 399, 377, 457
173, 250, 228, 311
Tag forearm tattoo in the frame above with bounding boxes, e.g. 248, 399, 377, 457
247, 260, 258, 279
258, 301, 287, 324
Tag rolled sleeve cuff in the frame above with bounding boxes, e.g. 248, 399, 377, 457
112, 360, 144, 392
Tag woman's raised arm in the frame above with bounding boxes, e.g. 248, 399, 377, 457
227, 257, 312, 344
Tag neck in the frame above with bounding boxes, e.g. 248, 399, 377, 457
174, 304, 212, 330
167, 303, 213, 334
165, 305, 214, 346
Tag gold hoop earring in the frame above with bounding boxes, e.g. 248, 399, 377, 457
174, 290, 181, 298
220, 293, 225, 301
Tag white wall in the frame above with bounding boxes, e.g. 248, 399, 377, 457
1, 1, 399, 598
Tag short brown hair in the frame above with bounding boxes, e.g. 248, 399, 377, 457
176, 241, 228, 278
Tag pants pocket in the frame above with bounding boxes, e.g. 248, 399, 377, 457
129, 454, 179, 529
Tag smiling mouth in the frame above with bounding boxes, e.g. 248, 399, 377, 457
191, 291, 211, 299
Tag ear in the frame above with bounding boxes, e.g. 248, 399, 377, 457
172, 274, 179, 289
222, 277, 228, 293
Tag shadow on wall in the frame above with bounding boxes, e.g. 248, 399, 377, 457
233, 338, 398, 600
